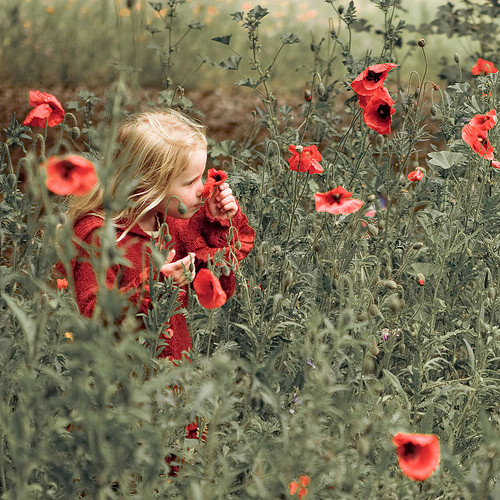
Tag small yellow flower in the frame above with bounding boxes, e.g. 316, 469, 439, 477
64, 332, 74, 342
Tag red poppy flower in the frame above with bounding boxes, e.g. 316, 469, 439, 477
57, 278, 69, 290
407, 169, 424, 181
288, 145, 323, 174
471, 58, 498, 76
392, 432, 440, 481
492, 160, 500, 169
44, 155, 98, 196
470, 109, 497, 131
462, 123, 495, 160
23, 90, 65, 128
192, 268, 227, 309
362, 87, 395, 135
202, 168, 228, 199
314, 186, 363, 215
350, 63, 397, 96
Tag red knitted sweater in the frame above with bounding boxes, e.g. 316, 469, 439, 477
65, 203, 255, 360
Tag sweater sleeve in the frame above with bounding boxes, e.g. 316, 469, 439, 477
186, 203, 255, 265
184, 203, 255, 299
72, 225, 152, 318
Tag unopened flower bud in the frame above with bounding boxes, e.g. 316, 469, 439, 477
430, 105, 437, 116
71, 127, 81, 140
416, 273, 425, 286
256, 254, 264, 266
454, 53, 461, 64
7, 174, 17, 188
283, 270, 294, 288
387, 294, 402, 313
177, 201, 187, 214
418, 38, 426, 48
304, 89, 312, 102
367, 194, 376, 203
295, 145, 303, 153
222, 265, 231, 276
235, 240, 242, 250
412, 242, 423, 250
317, 82, 325, 96
384, 279, 398, 290
368, 304, 379, 316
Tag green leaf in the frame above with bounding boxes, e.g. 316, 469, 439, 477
236, 78, 257, 88
212, 35, 232, 45
427, 151, 465, 170
248, 5, 269, 20
282, 33, 301, 44
219, 56, 241, 71
2, 293, 35, 355
209, 140, 235, 158
383, 368, 411, 412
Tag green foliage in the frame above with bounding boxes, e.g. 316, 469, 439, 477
1, 1, 500, 499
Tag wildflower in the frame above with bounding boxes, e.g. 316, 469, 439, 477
64, 332, 74, 342
471, 57, 498, 76
314, 186, 363, 215
392, 432, 440, 481
289, 475, 310, 498
350, 63, 397, 96
470, 109, 497, 131
57, 278, 69, 290
44, 155, 98, 196
202, 168, 228, 199
462, 123, 495, 160
492, 160, 500, 169
361, 87, 395, 135
193, 268, 227, 309
23, 90, 65, 128
407, 169, 424, 182
288, 145, 323, 174
416, 273, 425, 286
381, 328, 390, 340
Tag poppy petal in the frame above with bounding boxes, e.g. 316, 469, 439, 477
193, 268, 227, 309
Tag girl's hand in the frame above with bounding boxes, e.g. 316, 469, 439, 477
206, 182, 238, 219
160, 250, 195, 287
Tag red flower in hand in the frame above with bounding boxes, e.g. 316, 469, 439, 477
314, 186, 363, 215
471, 58, 498, 75
470, 109, 497, 131
462, 123, 495, 160
288, 145, 323, 174
362, 87, 395, 135
350, 63, 397, 96
193, 268, 227, 309
44, 155, 98, 196
202, 168, 228, 199
23, 90, 65, 128
407, 169, 424, 182
392, 433, 440, 481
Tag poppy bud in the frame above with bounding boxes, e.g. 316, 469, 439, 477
487, 287, 495, 299
454, 53, 461, 64
7, 174, 17, 188
368, 304, 379, 316
412, 242, 423, 250
367, 194, 376, 203
430, 105, 437, 116
358, 311, 370, 322
178, 201, 187, 214
418, 38, 426, 48
387, 294, 402, 313
283, 270, 294, 288
416, 273, 425, 286
236, 240, 242, 250
71, 127, 81, 140
338, 5, 344, 14
295, 145, 303, 153
384, 279, 398, 290
256, 254, 264, 267
366, 224, 378, 237
432, 83, 439, 92
378, 219, 385, 230
222, 265, 231, 276
317, 82, 325, 96
304, 89, 312, 102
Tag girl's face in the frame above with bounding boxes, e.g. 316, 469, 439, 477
161, 148, 207, 219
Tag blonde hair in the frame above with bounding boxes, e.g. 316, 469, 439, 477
66, 108, 207, 231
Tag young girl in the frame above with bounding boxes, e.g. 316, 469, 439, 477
63, 108, 255, 360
